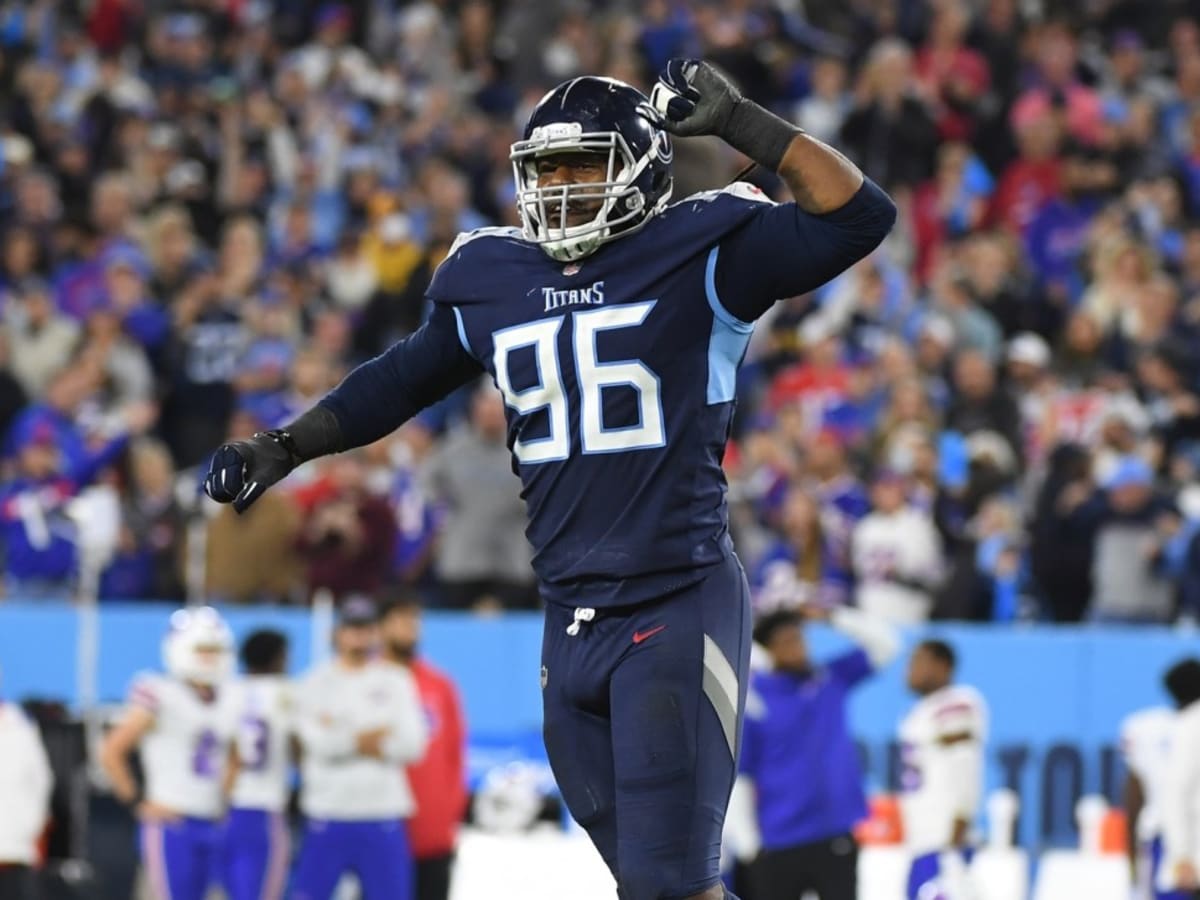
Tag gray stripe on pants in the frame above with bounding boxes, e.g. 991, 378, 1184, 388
702, 633, 739, 758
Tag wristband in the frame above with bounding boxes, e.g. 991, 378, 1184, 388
282, 405, 345, 463
722, 99, 803, 173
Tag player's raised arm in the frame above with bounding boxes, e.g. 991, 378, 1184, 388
205, 303, 483, 513
652, 59, 897, 321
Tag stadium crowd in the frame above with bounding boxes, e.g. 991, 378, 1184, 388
1, 0, 1200, 624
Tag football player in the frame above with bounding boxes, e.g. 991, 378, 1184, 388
1156, 658, 1200, 898
99, 607, 236, 900
205, 59, 895, 899
222, 629, 293, 900
896, 640, 989, 900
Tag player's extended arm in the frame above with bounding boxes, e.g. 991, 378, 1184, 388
829, 606, 901, 670
205, 304, 483, 513
653, 59, 896, 320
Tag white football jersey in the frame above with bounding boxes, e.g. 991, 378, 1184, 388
227, 675, 294, 812
127, 672, 235, 819
851, 507, 942, 624
1160, 701, 1200, 890
1120, 706, 1175, 841
898, 684, 989, 855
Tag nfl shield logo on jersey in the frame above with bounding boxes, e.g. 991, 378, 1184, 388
563, 263, 581, 276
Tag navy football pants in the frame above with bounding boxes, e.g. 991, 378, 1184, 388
542, 553, 752, 900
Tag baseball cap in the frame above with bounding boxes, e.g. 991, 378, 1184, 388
920, 315, 955, 347
337, 596, 379, 627
102, 245, 151, 278
1008, 332, 1050, 368
1103, 456, 1153, 491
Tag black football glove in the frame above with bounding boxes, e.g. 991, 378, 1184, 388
651, 58, 742, 139
204, 431, 300, 514
651, 58, 801, 172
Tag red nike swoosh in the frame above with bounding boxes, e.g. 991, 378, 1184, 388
632, 625, 667, 645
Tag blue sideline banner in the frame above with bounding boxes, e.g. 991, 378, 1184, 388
2, 602, 1198, 848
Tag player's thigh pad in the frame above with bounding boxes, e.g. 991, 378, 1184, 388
541, 603, 620, 868
610, 554, 752, 899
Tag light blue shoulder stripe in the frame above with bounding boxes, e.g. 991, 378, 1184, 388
705, 246, 754, 405
452, 307, 472, 356
704, 246, 754, 335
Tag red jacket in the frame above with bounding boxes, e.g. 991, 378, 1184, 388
405, 659, 468, 859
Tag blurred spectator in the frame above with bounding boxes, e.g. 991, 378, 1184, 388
422, 385, 536, 610
851, 470, 943, 624
1088, 456, 1176, 623
946, 350, 1022, 463
752, 487, 839, 613
794, 57, 851, 145
2, 279, 79, 398
1, 0, 1200, 623
841, 40, 939, 189
297, 452, 398, 602
914, 0, 991, 143
0, 332, 28, 443
1164, 485, 1200, 621
100, 439, 185, 602
800, 430, 870, 604
0, 665, 54, 900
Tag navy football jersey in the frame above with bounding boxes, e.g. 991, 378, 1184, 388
430, 181, 890, 608
321, 178, 895, 609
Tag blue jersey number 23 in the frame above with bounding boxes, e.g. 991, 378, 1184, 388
491, 301, 665, 463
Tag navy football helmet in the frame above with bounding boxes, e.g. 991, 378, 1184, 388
511, 76, 674, 262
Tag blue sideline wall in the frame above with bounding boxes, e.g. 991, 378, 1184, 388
1, 602, 1197, 849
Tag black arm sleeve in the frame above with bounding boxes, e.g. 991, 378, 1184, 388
318, 303, 485, 450
714, 177, 897, 323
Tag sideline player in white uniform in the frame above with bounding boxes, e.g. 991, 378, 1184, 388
291, 598, 428, 900
222, 629, 294, 900
1122, 700, 1181, 900
99, 606, 236, 900
896, 639, 989, 900
1158, 658, 1200, 898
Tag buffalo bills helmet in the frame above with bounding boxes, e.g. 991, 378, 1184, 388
511, 76, 674, 262
162, 606, 235, 686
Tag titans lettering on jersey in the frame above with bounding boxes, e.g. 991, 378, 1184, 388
543, 281, 605, 312
429, 180, 894, 608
